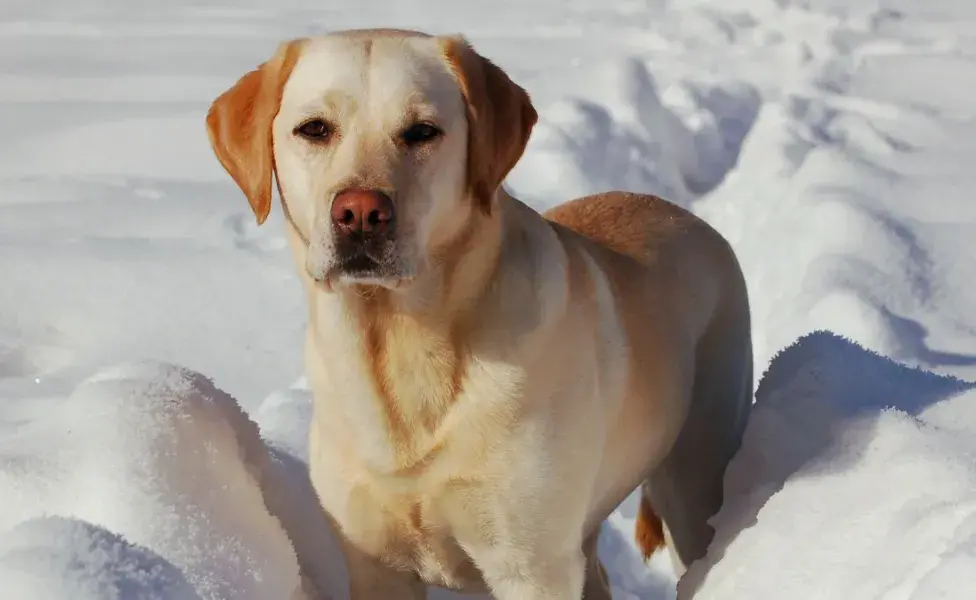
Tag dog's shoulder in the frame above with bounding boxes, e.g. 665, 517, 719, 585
541, 191, 738, 348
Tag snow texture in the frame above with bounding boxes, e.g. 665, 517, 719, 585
2, 0, 976, 598
0, 362, 314, 600
0, 517, 201, 600
684, 331, 976, 598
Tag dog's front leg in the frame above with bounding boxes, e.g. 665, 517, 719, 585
341, 539, 426, 600
463, 539, 586, 600
444, 491, 586, 599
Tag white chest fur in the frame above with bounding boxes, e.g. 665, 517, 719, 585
303, 298, 531, 593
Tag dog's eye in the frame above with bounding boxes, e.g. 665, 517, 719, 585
295, 119, 333, 141
400, 122, 442, 146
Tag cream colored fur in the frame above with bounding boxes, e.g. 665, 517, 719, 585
206, 28, 753, 600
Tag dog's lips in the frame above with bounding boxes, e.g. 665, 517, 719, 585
325, 250, 410, 290
337, 252, 383, 275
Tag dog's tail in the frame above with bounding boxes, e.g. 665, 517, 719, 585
635, 491, 666, 561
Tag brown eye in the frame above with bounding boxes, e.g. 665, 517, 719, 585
295, 119, 332, 141
401, 122, 442, 146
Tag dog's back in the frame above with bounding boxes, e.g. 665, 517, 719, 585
544, 191, 754, 579
544, 191, 707, 261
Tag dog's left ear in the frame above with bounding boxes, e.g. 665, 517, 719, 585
439, 36, 538, 214
206, 39, 305, 225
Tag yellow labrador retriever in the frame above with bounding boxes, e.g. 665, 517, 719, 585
206, 28, 753, 600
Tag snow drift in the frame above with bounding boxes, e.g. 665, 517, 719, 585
4, 332, 974, 600
0, 362, 322, 600
0, 516, 201, 600
685, 331, 976, 599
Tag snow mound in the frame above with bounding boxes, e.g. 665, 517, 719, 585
0, 516, 201, 600
685, 330, 976, 599
3, 336, 976, 600
507, 57, 760, 212
0, 361, 318, 600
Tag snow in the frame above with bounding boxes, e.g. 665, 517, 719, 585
682, 331, 976, 598
0, 361, 313, 599
0, 517, 201, 600
1, 0, 975, 599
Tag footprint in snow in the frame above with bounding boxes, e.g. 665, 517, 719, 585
224, 212, 288, 254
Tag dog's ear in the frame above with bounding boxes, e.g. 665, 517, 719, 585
206, 39, 305, 225
440, 36, 538, 214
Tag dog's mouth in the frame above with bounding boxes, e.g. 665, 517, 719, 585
336, 252, 384, 276
325, 243, 409, 290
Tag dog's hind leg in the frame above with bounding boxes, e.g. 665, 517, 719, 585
641, 287, 753, 577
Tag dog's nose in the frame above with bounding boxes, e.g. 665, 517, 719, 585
330, 189, 395, 235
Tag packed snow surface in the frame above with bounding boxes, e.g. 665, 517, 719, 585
2, 0, 976, 598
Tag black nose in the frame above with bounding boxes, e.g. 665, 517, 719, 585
330, 189, 395, 237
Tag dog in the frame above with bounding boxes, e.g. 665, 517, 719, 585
206, 28, 753, 600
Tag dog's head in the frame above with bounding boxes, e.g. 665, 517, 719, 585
206, 29, 537, 291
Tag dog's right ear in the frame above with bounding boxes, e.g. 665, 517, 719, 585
206, 39, 305, 225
